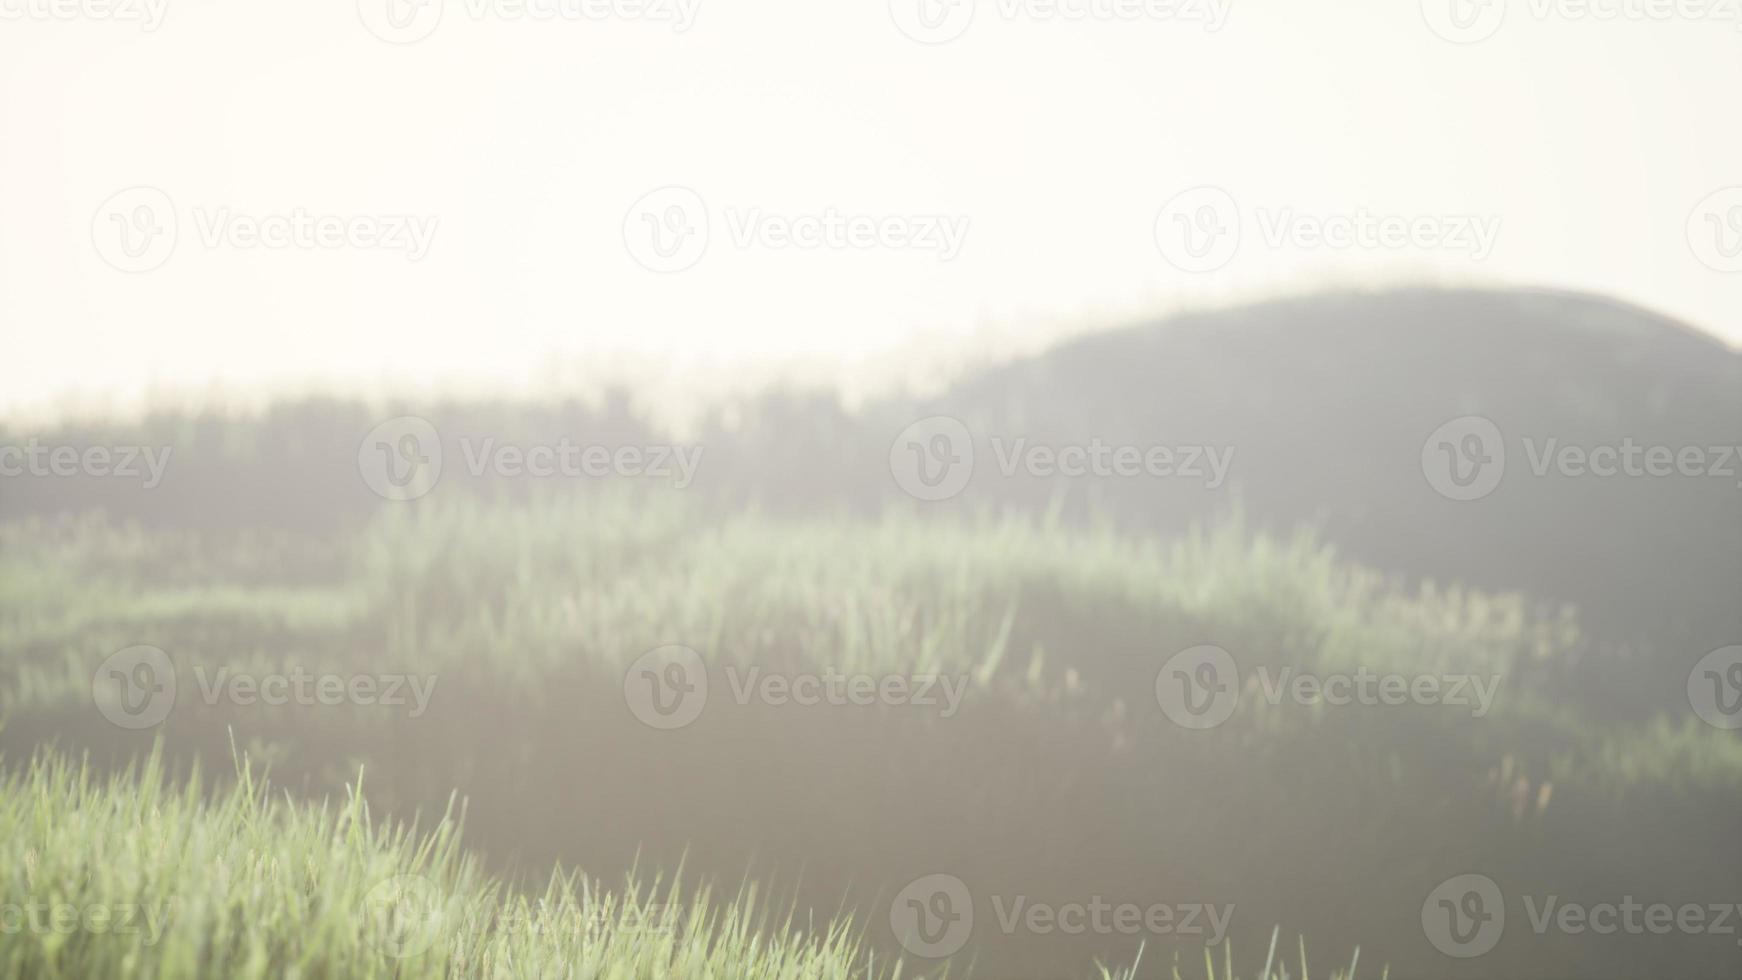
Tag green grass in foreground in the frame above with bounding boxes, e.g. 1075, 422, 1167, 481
0, 744, 1376, 980
0, 745, 885, 980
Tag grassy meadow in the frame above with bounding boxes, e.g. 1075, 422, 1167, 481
1, 489, 1737, 976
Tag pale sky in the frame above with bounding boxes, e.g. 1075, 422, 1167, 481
2, 0, 1738, 418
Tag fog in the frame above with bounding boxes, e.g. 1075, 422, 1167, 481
1, 3, 1739, 979
2, 0, 1740, 416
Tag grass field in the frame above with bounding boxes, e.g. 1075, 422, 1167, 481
1, 491, 1738, 977
0, 745, 883, 979
0, 744, 1393, 980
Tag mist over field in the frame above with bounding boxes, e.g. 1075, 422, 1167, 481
2, 4, 1741, 980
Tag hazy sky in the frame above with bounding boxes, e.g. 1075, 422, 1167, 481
2, 0, 1738, 416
